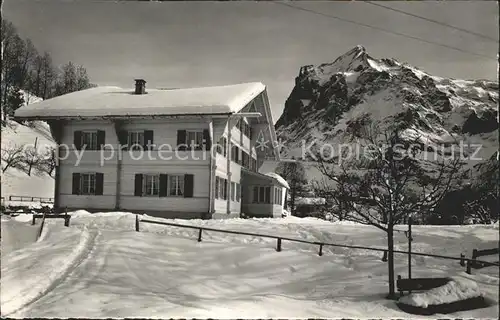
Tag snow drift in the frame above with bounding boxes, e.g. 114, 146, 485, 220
398, 277, 483, 308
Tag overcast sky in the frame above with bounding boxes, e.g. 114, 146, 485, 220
4, 0, 498, 121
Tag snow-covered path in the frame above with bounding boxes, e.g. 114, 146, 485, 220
1, 212, 498, 318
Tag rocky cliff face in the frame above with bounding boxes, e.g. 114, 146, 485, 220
275, 45, 498, 171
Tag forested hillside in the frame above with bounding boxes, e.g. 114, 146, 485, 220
1, 19, 96, 124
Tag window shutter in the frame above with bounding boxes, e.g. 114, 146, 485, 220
203, 129, 211, 151
224, 179, 228, 200
215, 177, 219, 199
118, 130, 128, 149
95, 173, 104, 195
236, 183, 241, 201
97, 130, 106, 150
144, 130, 154, 150
74, 131, 82, 150
220, 179, 224, 199
72, 173, 81, 195
159, 174, 168, 197
184, 174, 194, 198
134, 174, 143, 196
177, 130, 187, 151
223, 137, 227, 157
253, 186, 258, 203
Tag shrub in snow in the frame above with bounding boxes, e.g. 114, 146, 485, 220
398, 277, 483, 308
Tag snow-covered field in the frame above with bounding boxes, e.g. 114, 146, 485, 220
1, 120, 55, 201
1, 212, 498, 318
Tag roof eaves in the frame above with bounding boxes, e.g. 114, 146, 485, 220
242, 168, 288, 187
14, 112, 235, 121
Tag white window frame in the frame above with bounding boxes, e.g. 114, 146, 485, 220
128, 131, 145, 150
186, 130, 204, 150
81, 131, 98, 150
80, 173, 96, 195
168, 175, 184, 197
142, 174, 160, 197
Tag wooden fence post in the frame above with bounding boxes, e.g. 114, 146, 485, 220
135, 215, 140, 232
36, 211, 47, 241
471, 249, 478, 268
198, 228, 203, 242
318, 244, 323, 256
460, 253, 465, 267
466, 249, 477, 275
382, 250, 388, 262
276, 238, 282, 252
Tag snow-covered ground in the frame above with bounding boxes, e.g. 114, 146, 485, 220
1, 212, 498, 318
1, 119, 55, 202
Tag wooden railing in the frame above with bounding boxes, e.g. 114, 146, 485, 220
8, 195, 54, 203
465, 247, 499, 274
138, 218, 500, 266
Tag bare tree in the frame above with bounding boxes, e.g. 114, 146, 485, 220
275, 159, 308, 215
315, 122, 464, 299
28, 54, 44, 97
1, 20, 19, 111
312, 175, 352, 222
24, 143, 48, 176
16, 38, 38, 89
38, 147, 56, 176
40, 52, 55, 99
463, 153, 499, 224
1, 143, 27, 173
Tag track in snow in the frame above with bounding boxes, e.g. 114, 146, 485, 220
6, 226, 100, 317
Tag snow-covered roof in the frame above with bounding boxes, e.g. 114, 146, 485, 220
14, 82, 266, 119
263, 172, 290, 189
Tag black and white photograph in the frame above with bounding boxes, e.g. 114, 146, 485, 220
1, 0, 498, 318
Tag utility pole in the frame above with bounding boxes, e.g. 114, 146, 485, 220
408, 215, 413, 279
28, 137, 38, 176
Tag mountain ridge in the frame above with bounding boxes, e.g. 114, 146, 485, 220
275, 45, 498, 172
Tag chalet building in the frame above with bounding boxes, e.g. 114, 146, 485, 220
15, 80, 289, 219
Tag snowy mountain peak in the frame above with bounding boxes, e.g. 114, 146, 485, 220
275, 47, 498, 173
317, 45, 372, 76
294, 46, 392, 90
343, 44, 367, 58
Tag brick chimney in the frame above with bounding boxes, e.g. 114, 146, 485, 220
134, 79, 146, 94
